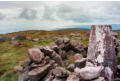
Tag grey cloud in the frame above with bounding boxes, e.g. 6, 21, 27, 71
0, 13, 5, 20
43, 6, 55, 21
19, 8, 37, 20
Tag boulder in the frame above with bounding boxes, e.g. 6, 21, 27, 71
24, 58, 32, 72
0, 36, 11, 42
58, 50, 67, 60
40, 46, 53, 57
91, 77, 105, 81
15, 35, 26, 40
43, 72, 54, 81
50, 42, 58, 52
52, 67, 70, 78
28, 64, 51, 81
63, 37, 70, 44
75, 58, 86, 68
28, 48, 44, 63
66, 72, 80, 81
53, 78, 66, 81
67, 64, 75, 72
55, 37, 64, 45
52, 52, 63, 66
70, 40, 80, 48
74, 66, 103, 80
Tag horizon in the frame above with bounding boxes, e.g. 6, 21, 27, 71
0, 24, 120, 34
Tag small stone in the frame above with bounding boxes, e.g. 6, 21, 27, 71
11, 41, 19, 45
74, 53, 83, 61
33, 38, 39, 41
14, 65, 23, 72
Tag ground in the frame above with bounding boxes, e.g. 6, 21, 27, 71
0, 30, 120, 81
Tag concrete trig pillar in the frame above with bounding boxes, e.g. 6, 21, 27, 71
86, 25, 116, 80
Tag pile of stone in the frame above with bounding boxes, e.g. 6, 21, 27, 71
18, 36, 87, 81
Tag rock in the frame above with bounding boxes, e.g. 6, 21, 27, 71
66, 72, 80, 81
11, 41, 19, 45
74, 53, 83, 61
53, 78, 66, 81
63, 37, 70, 44
70, 33, 80, 37
24, 58, 32, 72
91, 77, 105, 81
40, 46, 53, 57
0, 36, 11, 42
58, 50, 67, 60
50, 43, 58, 52
33, 38, 39, 41
67, 64, 75, 72
28, 48, 44, 63
44, 56, 51, 63
70, 40, 80, 47
75, 58, 86, 68
52, 53, 63, 66
15, 35, 26, 40
43, 71, 54, 81
14, 65, 23, 72
55, 37, 64, 45
28, 64, 51, 81
74, 66, 103, 80
52, 67, 70, 78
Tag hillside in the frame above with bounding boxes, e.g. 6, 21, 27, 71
0, 29, 120, 81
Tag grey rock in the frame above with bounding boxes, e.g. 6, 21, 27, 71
75, 58, 86, 68
15, 35, 26, 40
0, 36, 11, 42
66, 72, 80, 81
14, 65, 23, 72
67, 64, 75, 72
52, 67, 70, 78
28, 48, 44, 63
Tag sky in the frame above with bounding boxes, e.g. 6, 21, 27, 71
0, 1, 120, 34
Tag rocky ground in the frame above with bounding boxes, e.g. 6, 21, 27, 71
0, 29, 120, 81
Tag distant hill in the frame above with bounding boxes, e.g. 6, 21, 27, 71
54, 24, 120, 30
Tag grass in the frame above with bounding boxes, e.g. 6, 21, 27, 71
0, 30, 120, 81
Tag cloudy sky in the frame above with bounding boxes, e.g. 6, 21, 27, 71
0, 1, 120, 34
